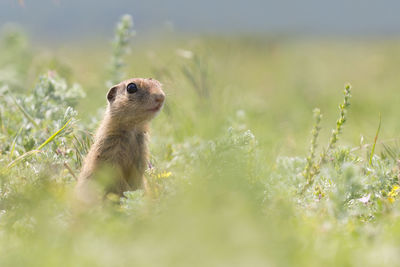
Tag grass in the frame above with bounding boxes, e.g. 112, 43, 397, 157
1, 16, 400, 266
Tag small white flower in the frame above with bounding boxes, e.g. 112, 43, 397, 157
236, 110, 246, 119
176, 49, 194, 59
358, 194, 370, 204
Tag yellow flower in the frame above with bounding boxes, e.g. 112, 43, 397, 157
388, 185, 400, 203
157, 171, 172, 179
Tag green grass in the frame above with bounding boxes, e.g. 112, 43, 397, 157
1, 17, 400, 266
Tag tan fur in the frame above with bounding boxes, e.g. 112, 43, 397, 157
75, 78, 165, 203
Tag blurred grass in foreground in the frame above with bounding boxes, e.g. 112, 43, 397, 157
1, 17, 400, 266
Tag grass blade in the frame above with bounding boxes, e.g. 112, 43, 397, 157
7, 150, 41, 169
64, 161, 78, 180
11, 96, 39, 129
369, 113, 382, 166
9, 126, 23, 160
7, 118, 73, 169
36, 118, 72, 150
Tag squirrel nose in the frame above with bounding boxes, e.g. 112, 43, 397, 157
154, 93, 165, 104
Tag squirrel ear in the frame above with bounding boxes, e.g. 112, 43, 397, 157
107, 86, 118, 103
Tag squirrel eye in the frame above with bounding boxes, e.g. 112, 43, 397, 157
127, 83, 138, 94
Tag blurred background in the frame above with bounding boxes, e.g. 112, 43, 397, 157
2, 0, 400, 39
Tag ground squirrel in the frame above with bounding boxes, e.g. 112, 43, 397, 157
75, 78, 165, 203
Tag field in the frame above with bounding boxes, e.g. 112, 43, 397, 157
1, 16, 400, 266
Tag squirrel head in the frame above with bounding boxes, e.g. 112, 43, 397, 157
106, 78, 165, 126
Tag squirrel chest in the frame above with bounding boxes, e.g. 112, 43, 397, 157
96, 131, 149, 183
